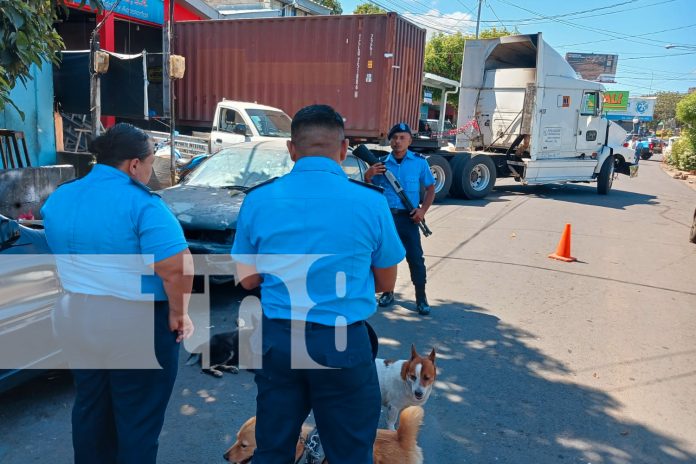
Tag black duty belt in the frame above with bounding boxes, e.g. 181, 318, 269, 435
390, 208, 411, 216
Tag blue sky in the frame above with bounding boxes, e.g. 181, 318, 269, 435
341, 0, 696, 95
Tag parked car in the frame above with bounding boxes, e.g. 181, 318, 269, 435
648, 136, 662, 154
0, 215, 62, 394
158, 140, 368, 281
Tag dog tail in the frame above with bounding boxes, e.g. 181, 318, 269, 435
185, 353, 201, 366
396, 406, 424, 448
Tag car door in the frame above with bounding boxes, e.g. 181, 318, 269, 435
0, 219, 63, 392
210, 108, 250, 153
576, 90, 605, 154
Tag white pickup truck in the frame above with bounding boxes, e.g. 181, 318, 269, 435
209, 100, 292, 153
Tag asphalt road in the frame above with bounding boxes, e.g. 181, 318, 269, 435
1, 158, 695, 463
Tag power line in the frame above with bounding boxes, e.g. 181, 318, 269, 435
556, 23, 696, 48
477, 0, 675, 26
496, 0, 683, 50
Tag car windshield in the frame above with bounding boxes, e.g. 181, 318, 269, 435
247, 109, 292, 138
183, 146, 293, 189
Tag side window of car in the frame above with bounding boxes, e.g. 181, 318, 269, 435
342, 155, 362, 181
220, 109, 243, 133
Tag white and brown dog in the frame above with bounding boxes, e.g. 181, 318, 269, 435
376, 344, 436, 430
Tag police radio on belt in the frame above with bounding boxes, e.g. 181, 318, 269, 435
353, 145, 432, 237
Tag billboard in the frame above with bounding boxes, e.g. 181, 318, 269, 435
565, 53, 618, 83
603, 90, 629, 111
65, 0, 164, 25
605, 97, 656, 122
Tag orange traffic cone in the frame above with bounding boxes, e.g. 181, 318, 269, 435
548, 224, 577, 262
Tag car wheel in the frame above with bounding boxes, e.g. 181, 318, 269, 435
690, 211, 696, 244
426, 154, 452, 202
451, 155, 497, 199
597, 155, 614, 195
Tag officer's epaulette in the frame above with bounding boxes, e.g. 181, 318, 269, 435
413, 152, 427, 159
130, 178, 161, 197
245, 177, 278, 194
349, 178, 384, 193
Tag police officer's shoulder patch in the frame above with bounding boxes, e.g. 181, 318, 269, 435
130, 178, 161, 197
413, 152, 427, 159
349, 178, 384, 193
245, 177, 278, 194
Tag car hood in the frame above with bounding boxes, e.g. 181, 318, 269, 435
159, 185, 245, 231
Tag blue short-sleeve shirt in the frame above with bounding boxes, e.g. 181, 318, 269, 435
372, 150, 435, 209
41, 164, 188, 301
231, 156, 405, 325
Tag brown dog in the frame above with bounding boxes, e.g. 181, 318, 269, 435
223, 406, 424, 464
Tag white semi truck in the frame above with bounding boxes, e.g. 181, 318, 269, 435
421, 33, 639, 200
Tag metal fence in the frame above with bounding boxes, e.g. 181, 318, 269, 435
147, 131, 209, 158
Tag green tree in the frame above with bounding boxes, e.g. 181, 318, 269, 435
353, 3, 387, 14
652, 91, 683, 129
424, 27, 514, 107
0, 0, 104, 118
673, 91, 696, 171
319, 0, 342, 15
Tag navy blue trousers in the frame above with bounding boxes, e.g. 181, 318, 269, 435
393, 213, 427, 286
252, 316, 381, 464
53, 295, 179, 464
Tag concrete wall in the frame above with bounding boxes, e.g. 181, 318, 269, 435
0, 166, 75, 219
0, 63, 56, 166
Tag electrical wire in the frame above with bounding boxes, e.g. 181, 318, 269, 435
496, 0, 688, 50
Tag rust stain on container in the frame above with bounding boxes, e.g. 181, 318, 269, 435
175, 14, 425, 141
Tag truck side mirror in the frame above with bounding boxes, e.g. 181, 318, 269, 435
233, 124, 249, 136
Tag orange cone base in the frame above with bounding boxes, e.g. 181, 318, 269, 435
548, 253, 577, 262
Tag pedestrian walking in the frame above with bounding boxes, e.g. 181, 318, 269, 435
364, 122, 436, 315
41, 123, 194, 464
231, 104, 405, 463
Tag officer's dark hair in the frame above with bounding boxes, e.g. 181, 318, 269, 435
88, 123, 153, 167
290, 105, 345, 144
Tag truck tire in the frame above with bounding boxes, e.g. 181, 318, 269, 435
597, 154, 614, 195
690, 210, 696, 244
450, 155, 497, 199
426, 154, 452, 202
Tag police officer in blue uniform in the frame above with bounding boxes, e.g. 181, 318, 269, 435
232, 105, 405, 463
365, 123, 436, 316
41, 123, 194, 464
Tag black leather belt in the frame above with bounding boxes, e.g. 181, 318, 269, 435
270, 318, 364, 331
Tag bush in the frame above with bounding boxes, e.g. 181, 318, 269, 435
670, 132, 696, 172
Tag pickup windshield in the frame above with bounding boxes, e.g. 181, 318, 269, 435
247, 109, 292, 138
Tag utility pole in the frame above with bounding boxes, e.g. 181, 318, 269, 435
475, 0, 483, 39
168, 0, 177, 185
89, 31, 101, 138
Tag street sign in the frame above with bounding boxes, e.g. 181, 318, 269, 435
603, 91, 629, 111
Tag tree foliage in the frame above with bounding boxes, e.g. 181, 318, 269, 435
424, 28, 514, 107
676, 91, 696, 128
652, 91, 683, 127
319, 0, 342, 15
0, 0, 103, 118
353, 3, 387, 14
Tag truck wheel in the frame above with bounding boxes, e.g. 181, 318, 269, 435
597, 155, 614, 195
426, 154, 452, 202
451, 155, 496, 199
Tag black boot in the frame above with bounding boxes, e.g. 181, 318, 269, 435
378, 292, 394, 307
415, 285, 431, 316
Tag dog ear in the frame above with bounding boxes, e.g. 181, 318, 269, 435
410, 343, 417, 360
401, 359, 410, 380
429, 347, 436, 363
